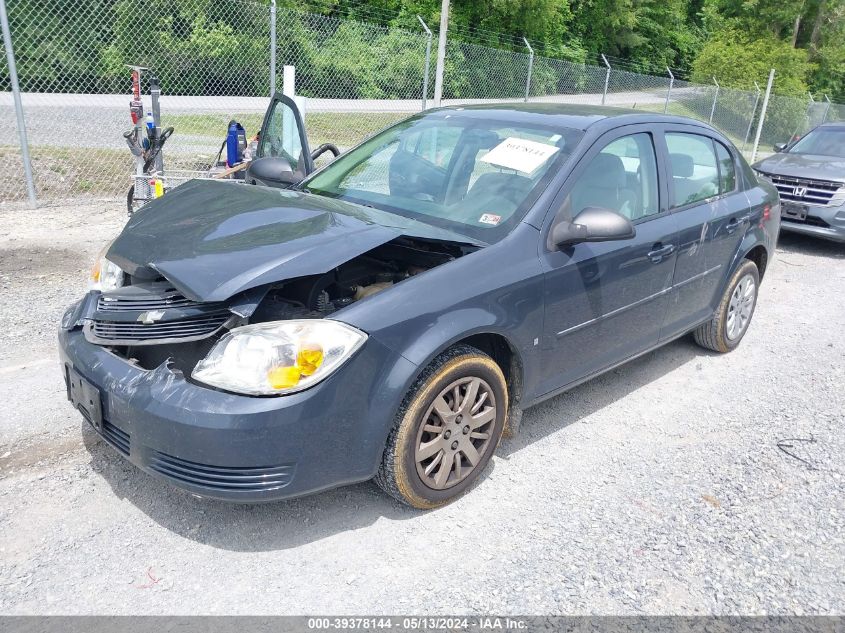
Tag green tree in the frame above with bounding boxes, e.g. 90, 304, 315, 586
691, 29, 813, 94
568, 0, 701, 73
106, 0, 269, 95
4, 0, 116, 92
806, 0, 845, 99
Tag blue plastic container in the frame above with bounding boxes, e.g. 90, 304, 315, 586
226, 121, 246, 167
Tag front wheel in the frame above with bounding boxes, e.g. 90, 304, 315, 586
375, 345, 507, 508
694, 260, 760, 353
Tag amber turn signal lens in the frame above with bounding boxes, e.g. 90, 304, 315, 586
267, 365, 302, 390
297, 343, 324, 376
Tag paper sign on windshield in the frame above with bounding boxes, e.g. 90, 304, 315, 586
480, 137, 560, 174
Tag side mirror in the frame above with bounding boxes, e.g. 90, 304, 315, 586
552, 207, 636, 249
773, 142, 788, 153
246, 156, 301, 188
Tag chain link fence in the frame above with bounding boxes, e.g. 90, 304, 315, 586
2, 0, 844, 207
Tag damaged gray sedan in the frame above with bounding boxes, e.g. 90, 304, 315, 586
59, 104, 778, 508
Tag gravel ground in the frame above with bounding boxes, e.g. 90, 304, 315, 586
0, 202, 843, 615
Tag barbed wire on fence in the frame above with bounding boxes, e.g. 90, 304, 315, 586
1, 0, 843, 205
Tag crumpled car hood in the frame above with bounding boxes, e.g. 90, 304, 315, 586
754, 152, 845, 183
108, 180, 477, 302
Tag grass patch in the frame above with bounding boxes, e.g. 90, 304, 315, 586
162, 110, 408, 149
306, 112, 408, 148
633, 101, 750, 151
162, 113, 265, 138
0, 110, 407, 202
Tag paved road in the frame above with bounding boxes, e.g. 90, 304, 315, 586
1, 89, 671, 112
0, 89, 672, 152
0, 201, 843, 615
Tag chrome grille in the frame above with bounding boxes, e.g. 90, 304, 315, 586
88, 282, 235, 345
768, 174, 845, 207
90, 312, 230, 342
97, 291, 221, 312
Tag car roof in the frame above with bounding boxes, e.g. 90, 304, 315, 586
428, 102, 715, 133
817, 122, 845, 130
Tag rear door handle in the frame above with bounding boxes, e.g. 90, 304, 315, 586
647, 243, 675, 263
726, 215, 750, 233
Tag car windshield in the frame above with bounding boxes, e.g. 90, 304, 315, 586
302, 113, 584, 243
789, 128, 845, 158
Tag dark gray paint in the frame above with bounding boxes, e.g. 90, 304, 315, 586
60, 105, 780, 502
108, 179, 481, 302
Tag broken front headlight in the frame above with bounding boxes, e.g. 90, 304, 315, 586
89, 240, 125, 292
192, 320, 367, 395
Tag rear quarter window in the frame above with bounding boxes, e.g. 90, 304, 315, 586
715, 141, 737, 193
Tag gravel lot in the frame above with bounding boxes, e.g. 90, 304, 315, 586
0, 201, 843, 615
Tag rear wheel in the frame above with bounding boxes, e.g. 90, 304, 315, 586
375, 345, 507, 508
694, 260, 759, 353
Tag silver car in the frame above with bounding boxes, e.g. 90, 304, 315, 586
753, 122, 845, 243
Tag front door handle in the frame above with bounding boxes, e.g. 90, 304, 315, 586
647, 243, 675, 264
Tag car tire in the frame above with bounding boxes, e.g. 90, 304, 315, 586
694, 259, 760, 353
375, 344, 507, 509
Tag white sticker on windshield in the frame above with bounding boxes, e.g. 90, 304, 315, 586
479, 213, 502, 226
480, 137, 560, 174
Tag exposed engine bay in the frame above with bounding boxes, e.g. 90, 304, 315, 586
250, 237, 451, 320
86, 236, 473, 374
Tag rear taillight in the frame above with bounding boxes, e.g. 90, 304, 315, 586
762, 204, 771, 223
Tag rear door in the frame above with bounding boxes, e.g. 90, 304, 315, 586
660, 129, 750, 339
707, 140, 751, 284
538, 125, 678, 395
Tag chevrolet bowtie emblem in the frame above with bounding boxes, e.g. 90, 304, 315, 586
137, 310, 165, 324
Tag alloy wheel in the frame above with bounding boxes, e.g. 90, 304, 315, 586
414, 376, 497, 490
726, 273, 756, 341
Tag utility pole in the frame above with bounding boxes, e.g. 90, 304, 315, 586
742, 82, 762, 151
751, 69, 775, 164
432, 0, 449, 107
523, 37, 534, 102
708, 76, 720, 124
418, 15, 432, 111
269, 0, 277, 96
600, 54, 611, 106
664, 67, 674, 114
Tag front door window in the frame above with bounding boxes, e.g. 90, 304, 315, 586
259, 97, 307, 174
566, 132, 659, 221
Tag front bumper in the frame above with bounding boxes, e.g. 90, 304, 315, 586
780, 203, 845, 243
58, 326, 416, 502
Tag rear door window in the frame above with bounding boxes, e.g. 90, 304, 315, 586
666, 133, 720, 207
